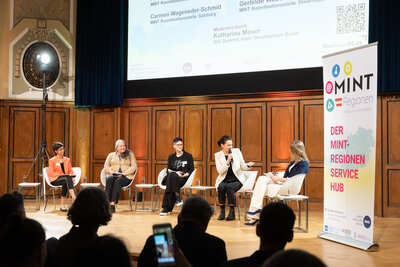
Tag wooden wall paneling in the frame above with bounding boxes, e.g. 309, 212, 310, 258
209, 164, 218, 190
180, 105, 207, 186
152, 106, 179, 183
90, 108, 120, 184
8, 106, 39, 191
383, 98, 400, 217
0, 101, 8, 194
72, 108, 91, 182
236, 102, 266, 176
299, 99, 323, 208
122, 106, 152, 188
44, 107, 70, 158
207, 103, 235, 186
267, 101, 299, 171
375, 97, 382, 216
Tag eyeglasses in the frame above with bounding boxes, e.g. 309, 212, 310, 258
174, 143, 183, 146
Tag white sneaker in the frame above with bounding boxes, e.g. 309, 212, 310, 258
176, 200, 183, 207
160, 210, 170, 216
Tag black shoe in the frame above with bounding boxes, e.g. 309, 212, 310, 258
60, 207, 67, 212
110, 205, 115, 213
226, 207, 235, 221
218, 207, 225, 220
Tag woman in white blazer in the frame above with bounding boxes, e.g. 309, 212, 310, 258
215, 135, 254, 221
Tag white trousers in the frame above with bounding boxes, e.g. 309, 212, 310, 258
247, 172, 282, 219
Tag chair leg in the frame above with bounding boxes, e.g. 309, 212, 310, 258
235, 193, 241, 221
128, 188, 133, 211
213, 190, 217, 215
135, 187, 138, 211
154, 188, 160, 211
150, 187, 154, 211
52, 189, 56, 210
44, 189, 49, 211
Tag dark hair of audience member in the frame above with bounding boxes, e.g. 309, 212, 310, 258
178, 195, 214, 231
217, 135, 232, 146
0, 215, 46, 267
262, 249, 327, 267
73, 235, 132, 267
67, 187, 112, 227
0, 191, 25, 228
258, 202, 296, 248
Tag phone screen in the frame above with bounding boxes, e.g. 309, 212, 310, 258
153, 223, 175, 265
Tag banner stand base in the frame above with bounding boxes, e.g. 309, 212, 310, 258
317, 232, 379, 251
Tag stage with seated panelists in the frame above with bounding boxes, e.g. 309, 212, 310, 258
26, 199, 400, 267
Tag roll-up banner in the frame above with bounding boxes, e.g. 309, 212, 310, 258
318, 43, 379, 251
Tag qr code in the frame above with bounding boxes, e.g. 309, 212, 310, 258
337, 3, 366, 34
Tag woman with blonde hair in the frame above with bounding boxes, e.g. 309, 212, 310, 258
244, 140, 309, 225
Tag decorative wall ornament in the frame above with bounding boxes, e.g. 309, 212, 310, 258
9, 27, 73, 100
13, 0, 71, 31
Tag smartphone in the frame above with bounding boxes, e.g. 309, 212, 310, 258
153, 223, 175, 266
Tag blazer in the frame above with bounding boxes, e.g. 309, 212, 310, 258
104, 150, 137, 180
215, 148, 251, 188
48, 156, 74, 182
283, 160, 309, 178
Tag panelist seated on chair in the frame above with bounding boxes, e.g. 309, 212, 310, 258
48, 142, 76, 212
104, 139, 137, 213
215, 135, 254, 221
160, 137, 194, 216
245, 140, 309, 225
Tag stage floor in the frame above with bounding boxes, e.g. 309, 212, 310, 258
26, 200, 400, 267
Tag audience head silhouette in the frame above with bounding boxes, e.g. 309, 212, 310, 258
0, 215, 46, 267
67, 187, 112, 228
263, 249, 326, 267
74, 235, 132, 267
257, 202, 296, 250
178, 195, 214, 232
0, 191, 25, 229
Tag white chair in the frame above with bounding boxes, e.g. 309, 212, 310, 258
43, 167, 81, 211
156, 168, 197, 210
236, 171, 258, 220
265, 173, 306, 198
101, 168, 136, 211
155, 168, 168, 209
214, 170, 258, 221
264, 173, 308, 231
179, 169, 196, 198
157, 168, 168, 190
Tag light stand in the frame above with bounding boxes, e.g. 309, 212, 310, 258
24, 52, 53, 207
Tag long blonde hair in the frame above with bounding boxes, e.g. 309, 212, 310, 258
290, 140, 308, 162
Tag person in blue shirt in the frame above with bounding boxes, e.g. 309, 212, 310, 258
244, 140, 309, 225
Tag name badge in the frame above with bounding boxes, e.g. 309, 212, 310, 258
56, 163, 60, 166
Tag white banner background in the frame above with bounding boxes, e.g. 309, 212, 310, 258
323, 43, 377, 245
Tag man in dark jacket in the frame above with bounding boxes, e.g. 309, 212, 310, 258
222, 202, 296, 267
138, 196, 227, 267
